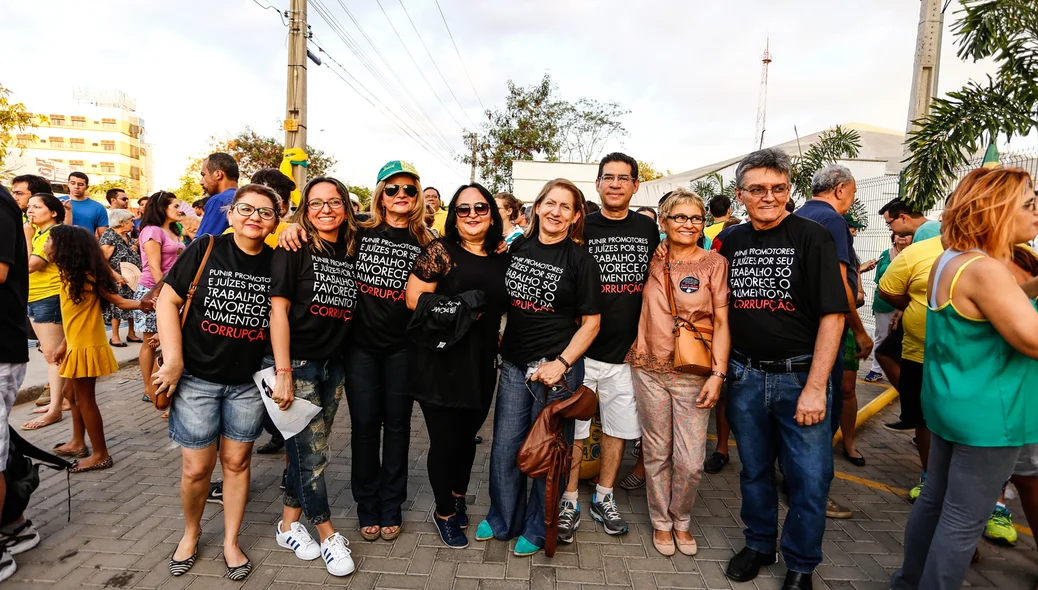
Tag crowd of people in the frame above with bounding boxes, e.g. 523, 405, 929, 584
0, 146, 1036, 590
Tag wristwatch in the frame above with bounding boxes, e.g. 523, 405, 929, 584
710, 370, 727, 382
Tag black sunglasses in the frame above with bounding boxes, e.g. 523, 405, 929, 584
384, 184, 418, 198
456, 202, 490, 218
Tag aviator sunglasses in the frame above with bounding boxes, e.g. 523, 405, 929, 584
456, 202, 491, 218
384, 184, 419, 198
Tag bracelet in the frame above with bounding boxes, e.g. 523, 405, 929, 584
710, 370, 727, 382
555, 355, 572, 372
274, 367, 293, 375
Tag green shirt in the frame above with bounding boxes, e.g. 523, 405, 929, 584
872, 249, 896, 314
915, 220, 941, 242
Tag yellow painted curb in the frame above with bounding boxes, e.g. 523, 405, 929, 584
833, 386, 899, 447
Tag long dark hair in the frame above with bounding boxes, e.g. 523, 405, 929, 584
29, 193, 66, 225
444, 183, 505, 255
139, 190, 182, 236
289, 177, 359, 256
49, 225, 118, 305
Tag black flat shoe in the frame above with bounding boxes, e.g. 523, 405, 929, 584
725, 546, 777, 582
843, 449, 865, 467
224, 554, 252, 581
782, 570, 813, 590
704, 451, 730, 474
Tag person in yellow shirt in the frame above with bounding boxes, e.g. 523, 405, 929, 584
424, 187, 447, 235
221, 168, 295, 248
704, 195, 736, 241
878, 234, 944, 501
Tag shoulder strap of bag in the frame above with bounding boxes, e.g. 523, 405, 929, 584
664, 257, 711, 344
180, 235, 215, 328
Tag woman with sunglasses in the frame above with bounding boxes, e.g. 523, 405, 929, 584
405, 183, 510, 548
267, 177, 359, 577
476, 178, 601, 557
153, 185, 281, 581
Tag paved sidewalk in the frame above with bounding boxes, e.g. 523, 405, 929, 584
5, 365, 1037, 589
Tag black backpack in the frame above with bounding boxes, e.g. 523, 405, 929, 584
3, 428, 73, 526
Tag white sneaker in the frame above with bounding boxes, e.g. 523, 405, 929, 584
0, 520, 40, 555
276, 520, 321, 561
0, 550, 15, 583
320, 532, 355, 577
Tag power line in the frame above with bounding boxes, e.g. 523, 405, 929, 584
252, 0, 289, 26
395, 0, 480, 128
433, 0, 485, 113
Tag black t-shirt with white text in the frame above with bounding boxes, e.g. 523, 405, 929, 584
164, 234, 274, 385
718, 214, 848, 361
352, 225, 424, 353
582, 211, 659, 363
501, 236, 601, 365
270, 240, 356, 360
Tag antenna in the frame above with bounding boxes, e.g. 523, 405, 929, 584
754, 38, 772, 150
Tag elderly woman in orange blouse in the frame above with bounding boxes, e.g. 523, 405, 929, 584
626, 188, 731, 558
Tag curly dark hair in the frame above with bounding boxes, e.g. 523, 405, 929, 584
49, 225, 118, 306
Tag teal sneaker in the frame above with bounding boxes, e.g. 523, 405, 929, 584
909, 472, 926, 503
984, 505, 1018, 546
475, 520, 494, 542
513, 535, 542, 557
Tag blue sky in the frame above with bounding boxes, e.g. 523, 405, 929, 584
1, 0, 1023, 192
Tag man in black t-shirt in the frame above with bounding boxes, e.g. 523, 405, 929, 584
558, 153, 659, 543
718, 149, 847, 590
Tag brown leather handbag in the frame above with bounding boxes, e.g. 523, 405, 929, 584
665, 260, 714, 376
516, 381, 597, 557
152, 236, 214, 411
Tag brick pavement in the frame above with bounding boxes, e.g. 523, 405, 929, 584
5, 365, 1037, 589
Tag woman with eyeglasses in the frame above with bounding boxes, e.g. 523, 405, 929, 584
266, 177, 359, 577
626, 188, 730, 557
153, 185, 281, 581
405, 183, 510, 548
476, 178, 601, 557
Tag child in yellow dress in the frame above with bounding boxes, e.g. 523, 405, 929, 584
46, 226, 152, 472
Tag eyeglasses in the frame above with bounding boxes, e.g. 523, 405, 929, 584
307, 198, 345, 211
666, 214, 705, 225
234, 202, 277, 220
739, 185, 789, 198
599, 174, 634, 185
384, 184, 419, 198
456, 202, 490, 218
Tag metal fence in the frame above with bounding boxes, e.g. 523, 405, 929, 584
853, 149, 1038, 332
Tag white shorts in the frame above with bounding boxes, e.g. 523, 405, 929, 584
574, 358, 640, 440
0, 363, 26, 471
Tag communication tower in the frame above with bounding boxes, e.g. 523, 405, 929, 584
754, 39, 772, 150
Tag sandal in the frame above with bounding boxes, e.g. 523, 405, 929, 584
380, 525, 401, 541
619, 472, 646, 490
22, 415, 62, 430
70, 456, 114, 473
52, 443, 89, 459
224, 554, 252, 581
360, 525, 380, 541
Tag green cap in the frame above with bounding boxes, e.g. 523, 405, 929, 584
843, 212, 865, 229
377, 160, 420, 184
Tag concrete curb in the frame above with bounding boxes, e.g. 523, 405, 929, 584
832, 385, 898, 447
14, 358, 141, 408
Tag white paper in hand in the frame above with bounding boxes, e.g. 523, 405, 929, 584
252, 367, 322, 440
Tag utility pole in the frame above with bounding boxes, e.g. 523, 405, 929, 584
904, 0, 945, 140
285, 0, 308, 192
468, 132, 477, 183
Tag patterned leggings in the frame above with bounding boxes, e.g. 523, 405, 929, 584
631, 367, 711, 532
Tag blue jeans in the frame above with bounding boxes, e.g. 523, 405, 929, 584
168, 372, 266, 449
726, 354, 833, 573
345, 346, 413, 527
264, 356, 345, 526
485, 358, 582, 548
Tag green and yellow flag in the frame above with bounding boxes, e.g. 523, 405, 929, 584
982, 143, 1000, 169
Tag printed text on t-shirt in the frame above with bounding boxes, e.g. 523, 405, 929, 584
202, 269, 271, 341
311, 255, 356, 322
355, 235, 421, 302
729, 247, 797, 312
586, 235, 650, 294
507, 256, 563, 313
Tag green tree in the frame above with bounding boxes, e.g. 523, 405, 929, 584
638, 161, 671, 182
346, 183, 372, 210
789, 125, 862, 204
902, 0, 1038, 209
560, 98, 630, 163
691, 172, 740, 220
0, 84, 46, 172
89, 178, 129, 199
172, 171, 204, 203
186, 127, 337, 185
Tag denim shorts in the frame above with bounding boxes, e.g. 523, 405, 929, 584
26, 295, 62, 324
168, 372, 266, 449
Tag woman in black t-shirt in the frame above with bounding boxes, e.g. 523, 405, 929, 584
153, 184, 281, 580
267, 177, 359, 577
476, 179, 601, 557
405, 183, 510, 549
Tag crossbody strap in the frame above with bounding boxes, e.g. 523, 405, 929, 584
179, 235, 215, 328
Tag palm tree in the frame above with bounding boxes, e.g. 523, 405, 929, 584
789, 125, 862, 204
901, 0, 1038, 210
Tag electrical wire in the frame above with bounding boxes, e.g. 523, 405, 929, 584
252, 0, 289, 26
395, 0, 479, 128
433, 0, 485, 113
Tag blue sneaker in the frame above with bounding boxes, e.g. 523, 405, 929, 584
513, 535, 541, 557
434, 514, 469, 549
454, 495, 468, 529
475, 520, 494, 542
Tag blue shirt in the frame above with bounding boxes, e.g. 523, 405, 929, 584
70, 198, 109, 234
915, 220, 941, 242
796, 200, 857, 296
196, 188, 237, 236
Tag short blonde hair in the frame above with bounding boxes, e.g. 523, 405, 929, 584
659, 187, 706, 219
